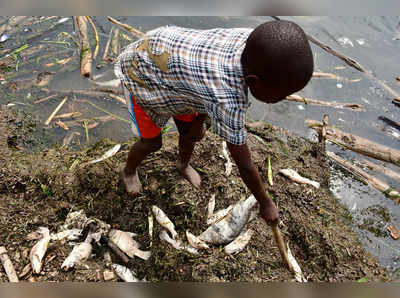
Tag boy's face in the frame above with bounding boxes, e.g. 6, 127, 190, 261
246, 75, 289, 104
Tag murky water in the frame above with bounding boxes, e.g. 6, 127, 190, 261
1, 16, 399, 275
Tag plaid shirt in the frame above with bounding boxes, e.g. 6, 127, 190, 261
115, 26, 252, 145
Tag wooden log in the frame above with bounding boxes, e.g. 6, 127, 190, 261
107, 16, 144, 38
86, 16, 99, 60
75, 16, 92, 77
0, 246, 19, 282
306, 119, 400, 167
360, 159, 400, 184
287, 94, 364, 110
327, 151, 400, 202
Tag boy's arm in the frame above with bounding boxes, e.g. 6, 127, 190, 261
227, 142, 279, 225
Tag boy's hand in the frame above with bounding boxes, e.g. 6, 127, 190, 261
259, 200, 279, 225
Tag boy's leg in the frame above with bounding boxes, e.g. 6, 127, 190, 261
122, 89, 162, 195
122, 134, 162, 195
173, 116, 205, 188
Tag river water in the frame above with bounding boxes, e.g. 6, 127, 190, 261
1, 16, 399, 276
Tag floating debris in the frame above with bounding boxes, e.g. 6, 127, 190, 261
58, 17, 70, 24
108, 229, 150, 260
112, 264, 141, 282
152, 205, 178, 239
61, 234, 93, 271
337, 36, 354, 47
336, 83, 343, 89
199, 195, 258, 245
387, 224, 400, 240
223, 229, 253, 255
29, 227, 51, 274
186, 230, 209, 250
0, 34, 9, 43
279, 169, 320, 189
159, 231, 198, 255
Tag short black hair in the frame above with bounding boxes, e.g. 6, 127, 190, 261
241, 20, 314, 94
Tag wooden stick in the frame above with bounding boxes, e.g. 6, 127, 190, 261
0, 246, 19, 282
107, 16, 144, 38
54, 112, 82, 119
360, 159, 400, 183
327, 151, 400, 202
306, 119, 400, 167
86, 16, 99, 60
312, 72, 360, 82
34, 94, 58, 104
45, 96, 68, 125
392, 98, 400, 108
378, 116, 400, 131
111, 27, 120, 58
103, 27, 114, 61
75, 16, 92, 77
271, 223, 293, 272
287, 94, 364, 110
108, 93, 126, 105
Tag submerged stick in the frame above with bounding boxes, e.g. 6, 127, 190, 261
306, 119, 400, 167
86, 16, 99, 60
327, 151, 400, 202
45, 96, 68, 125
34, 94, 58, 104
0, 246, 19, 282
286, 94, 363, 110
107, 16, 144, 38
75, 16, 92, 77
360, 159, 400, 184
312, 72, 360, 82
111, 27, 120, 58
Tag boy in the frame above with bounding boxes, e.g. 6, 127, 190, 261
114, 20, 314, 225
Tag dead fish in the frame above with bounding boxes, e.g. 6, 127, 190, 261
186, 230, 209, 250
287, 244, 306, 282
152, 206, 178, 239
279, 168, 320, 189
86, 144, 121, 165
387, 224, 400, 240
159, 231, 198, 255
112, 264, 140, 282
199, 195, 258, 245
222, 141, 233, 176
224, 229, 253, 254
50, 229, 82, 242
206, 205, 233, 226
108, 229, 151, 260
89, 78, 121, 88
61, 210, 88, 230
29, 227, 51, 274
61, 235, 93, 271
206, 194, 216, 221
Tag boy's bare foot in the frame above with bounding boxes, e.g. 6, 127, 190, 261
121, 169, 142, 195
177, 161, 201, 188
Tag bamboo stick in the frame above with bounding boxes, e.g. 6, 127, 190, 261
0, 246, 19, 282
86, 16, 99, 60
287, 94, 364, 110
307, 119, 400, 166
107, 16, 144, 38
75, 16, 92, 77
360, 159, 400, 183
45, 96, 68, 125
327, 151, 400, 202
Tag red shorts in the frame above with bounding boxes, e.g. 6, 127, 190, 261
128, 93, 198, 139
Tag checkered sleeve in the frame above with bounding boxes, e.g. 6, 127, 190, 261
207, 103, 247, 145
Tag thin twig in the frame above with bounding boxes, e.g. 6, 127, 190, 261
45, 96, 68, 125
86, 16, 99, 60
107, 16, 144, 38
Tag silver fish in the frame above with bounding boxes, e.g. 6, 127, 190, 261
108, 229, 151, 260
279, 168, 320, 189
159, 231, 198, 255
112, 264, 140, 282
50, 229, 82, 241
29, 227, 51, 274
287, 244, 307, 282
224, 229, 254, 254
152, 206, 178, 239
186, 230, 209, 250
199, 195, 258, 244
206, 205, 233, 226
61, 235, 93, 271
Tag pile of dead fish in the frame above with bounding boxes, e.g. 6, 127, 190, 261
153, 194, 259, 255
26, 210, 148, 282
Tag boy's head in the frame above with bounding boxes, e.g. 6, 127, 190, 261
241, 20, 314, 103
